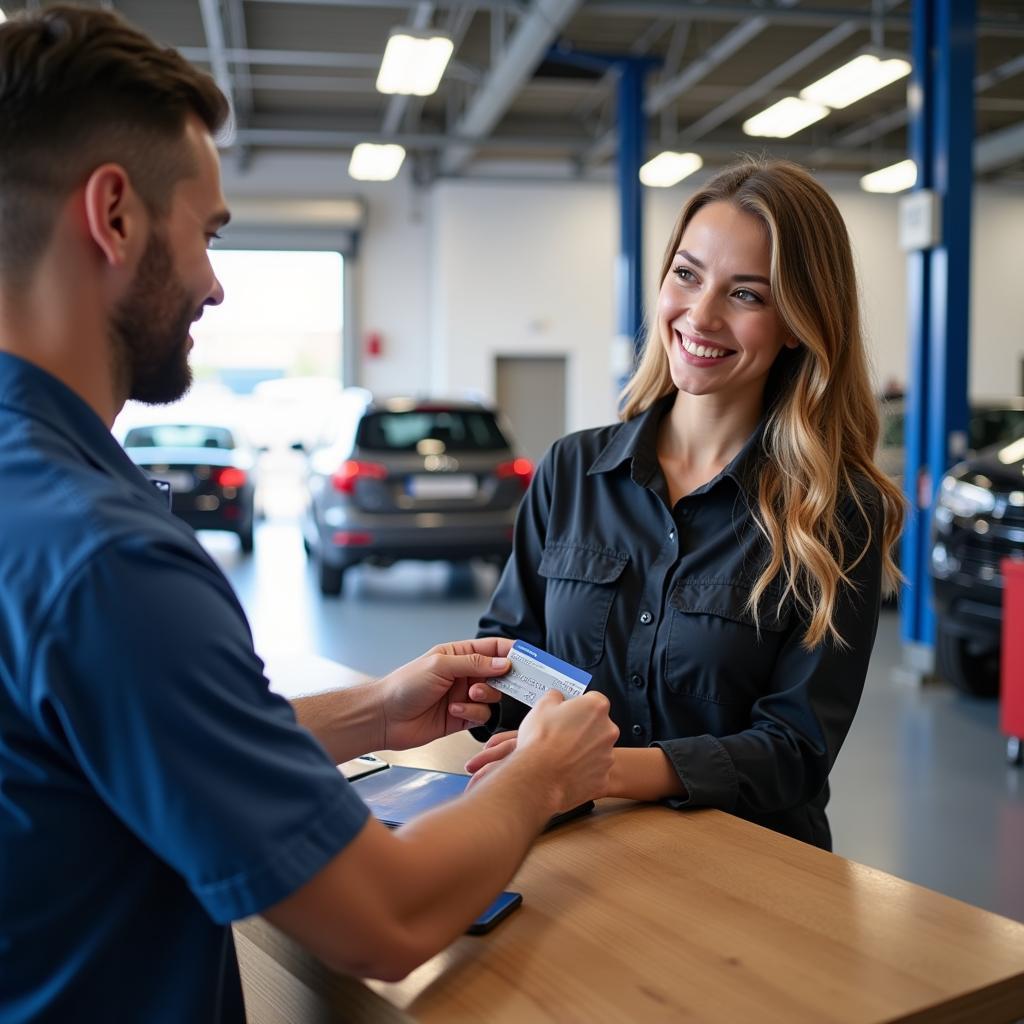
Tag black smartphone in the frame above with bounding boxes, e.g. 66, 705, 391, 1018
545, 799, 595, 831
466, 891, 522, 935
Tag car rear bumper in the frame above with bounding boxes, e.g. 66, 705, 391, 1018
316, 510, 516, 567
173, 505, 253, 535
931, 574, 1002, 648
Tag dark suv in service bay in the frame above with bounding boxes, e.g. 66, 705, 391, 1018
931, 433, 1024, 697
301, 395, 532, 595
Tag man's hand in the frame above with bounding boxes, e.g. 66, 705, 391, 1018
468, 690, 619, 815
379, 637, 513, 750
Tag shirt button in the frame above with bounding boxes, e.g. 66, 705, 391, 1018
631, 724, 643, 736
630, 673, 643, 688
639, 611, 653, 624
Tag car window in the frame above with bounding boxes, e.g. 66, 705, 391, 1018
124, 425, 236, 449
357, 411, 509, 452
969, 409, 1024, 451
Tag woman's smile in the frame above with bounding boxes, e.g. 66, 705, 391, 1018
675, 329, 736, 364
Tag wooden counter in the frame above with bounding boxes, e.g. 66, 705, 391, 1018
237, 655, 1024, 1023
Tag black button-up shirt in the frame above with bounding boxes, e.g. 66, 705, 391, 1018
477, 394, 883, 849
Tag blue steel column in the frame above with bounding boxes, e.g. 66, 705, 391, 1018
900, 0, 934, 651
900, 0, 974, 666
616, 61, 646, 360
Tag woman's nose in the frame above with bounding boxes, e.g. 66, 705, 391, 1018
688, 289, 722, 333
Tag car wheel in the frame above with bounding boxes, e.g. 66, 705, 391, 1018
936, 622, 1000, 698
317, 552, 345, 597
238, 522, 255, 555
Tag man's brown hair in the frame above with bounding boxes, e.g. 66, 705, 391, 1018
0, 4, 229, 281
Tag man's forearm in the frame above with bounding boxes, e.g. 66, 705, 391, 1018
263, 749, 563, 980
291, 682, 383, 764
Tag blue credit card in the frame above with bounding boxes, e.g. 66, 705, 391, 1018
490, 640, 592, 707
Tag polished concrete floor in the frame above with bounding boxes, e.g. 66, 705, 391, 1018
203, 518, 1024, 925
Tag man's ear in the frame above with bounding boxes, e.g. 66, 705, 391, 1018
82, 163, 143, 268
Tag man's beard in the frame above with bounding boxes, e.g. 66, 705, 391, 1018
111, 230, 198, 405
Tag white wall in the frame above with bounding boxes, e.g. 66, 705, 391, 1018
972, 188, 1024, 398
219, 152, 1024, 428
431, 180, 617, 431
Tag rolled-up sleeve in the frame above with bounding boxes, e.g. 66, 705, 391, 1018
653, 497, 883, 822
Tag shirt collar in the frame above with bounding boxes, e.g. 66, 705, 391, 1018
0, 351, 155, 494
588, 390, 766, 498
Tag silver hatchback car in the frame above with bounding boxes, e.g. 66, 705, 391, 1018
301, 394, 532, 595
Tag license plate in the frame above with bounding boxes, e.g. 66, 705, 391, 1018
154, 471, 194, 493
407, 474, 477, 499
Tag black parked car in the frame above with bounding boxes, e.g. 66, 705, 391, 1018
301, 393, 531, 595
930, 433, 1024, 696
123, 421, 257, 553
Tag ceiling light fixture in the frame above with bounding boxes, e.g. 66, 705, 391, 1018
860, 158, 917, 193
376, 28, 454, 97
349, 143, 407, 182
800, 53, 911, 110
742, 97, 829, 139
639, 151, 703, 188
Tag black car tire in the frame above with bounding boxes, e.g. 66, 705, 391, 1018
936, 622, 1000, 698
317, 552, 345, 597
238, 522, 255, 555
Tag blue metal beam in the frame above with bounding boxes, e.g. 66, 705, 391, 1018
617, 60, 647, 354
545, 47, 657, 382
900, 0, 974, 663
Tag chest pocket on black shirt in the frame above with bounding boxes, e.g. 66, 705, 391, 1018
538, 543, 628, 669
665, 580, 792, 704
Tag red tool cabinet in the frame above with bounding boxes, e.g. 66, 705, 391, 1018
1001, 558, 1024, 766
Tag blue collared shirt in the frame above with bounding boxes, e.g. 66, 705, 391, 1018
0, 353, 369, 1023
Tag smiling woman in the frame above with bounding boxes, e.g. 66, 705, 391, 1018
472, 158, 906, 851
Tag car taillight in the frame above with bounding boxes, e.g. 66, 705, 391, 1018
215, 467, 247, 488
331, 460, 388, 494
496, 458, 533, 489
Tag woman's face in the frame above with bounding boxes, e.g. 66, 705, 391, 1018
657, 200, 797, 403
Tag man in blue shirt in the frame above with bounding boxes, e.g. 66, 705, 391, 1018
0, 8, 618, 1022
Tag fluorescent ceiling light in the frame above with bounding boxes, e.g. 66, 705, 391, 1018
348, 143, 406, 182
860, 158, 917, 193
639, 151, 703, 188
800, 53, 911, 110
0, 9, 6, 23
376, 28, 454, 96
742, 97, 829, 138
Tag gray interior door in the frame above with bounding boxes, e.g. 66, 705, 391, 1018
495, 356, 567, 464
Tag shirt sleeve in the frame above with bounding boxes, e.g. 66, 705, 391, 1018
24, 537, 370, 924
472, 446, 556, 740
652, 492, 884, 818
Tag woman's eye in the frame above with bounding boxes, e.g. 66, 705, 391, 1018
734, 288, 763, 304
673, 266, 696, 283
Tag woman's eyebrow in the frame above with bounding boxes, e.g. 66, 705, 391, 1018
676, 250, 771, 286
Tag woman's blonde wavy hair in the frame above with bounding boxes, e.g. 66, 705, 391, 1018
620, 158, 905, 649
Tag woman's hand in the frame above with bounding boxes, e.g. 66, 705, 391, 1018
379, 638, 512, 750
464, 729, 519, 781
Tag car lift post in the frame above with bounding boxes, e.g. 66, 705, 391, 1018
897, 0, 975, 683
